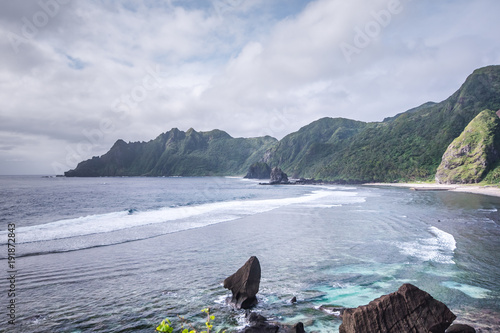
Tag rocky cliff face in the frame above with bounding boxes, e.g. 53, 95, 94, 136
435, 109, 500, 184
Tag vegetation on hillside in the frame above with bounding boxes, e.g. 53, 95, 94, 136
66, 66, 500, 183
435, 109, 500, 184
262, 66, 500, 182
65, 129, 277, 177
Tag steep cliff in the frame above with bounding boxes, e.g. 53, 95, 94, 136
435, 109, 500, 184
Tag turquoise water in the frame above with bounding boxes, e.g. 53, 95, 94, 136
0, 177, 499, 332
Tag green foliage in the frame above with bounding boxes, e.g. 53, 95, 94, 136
435, 109, 500, 184
157, 318, 174, 333
156, 308, 225, 333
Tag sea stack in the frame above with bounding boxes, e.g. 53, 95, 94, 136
269, 167, 289, 184
224, 256, 261, 309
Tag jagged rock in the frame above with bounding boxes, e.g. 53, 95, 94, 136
339, 283, 456, 333
269, 167, 289, 184
446, 324, 476, 333
245, 162, 272, 179
224, 256, 261, 309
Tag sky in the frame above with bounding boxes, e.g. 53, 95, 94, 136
0, 0, 499, 175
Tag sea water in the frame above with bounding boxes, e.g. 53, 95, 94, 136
0, 176, 499, 332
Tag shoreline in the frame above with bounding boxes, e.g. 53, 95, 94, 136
363, 182, 500, 198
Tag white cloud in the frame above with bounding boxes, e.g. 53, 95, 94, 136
0, 0, 499, 174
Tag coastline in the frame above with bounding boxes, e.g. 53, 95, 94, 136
363, 182, 500, 198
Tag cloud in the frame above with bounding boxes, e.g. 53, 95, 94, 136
0, 0, 499, 174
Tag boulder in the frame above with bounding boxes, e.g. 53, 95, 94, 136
224, 256, 261, 309
270, 167, 289, 184
339, 283, 456, 333
245, 162, 272, 179
446, 324, 476, 333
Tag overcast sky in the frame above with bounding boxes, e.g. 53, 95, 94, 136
0, 0, 499, 175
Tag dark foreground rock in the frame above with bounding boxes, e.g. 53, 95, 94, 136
269, 167, 289, 184
339, 283, 456, 333
224, 256, 261, 309
245, 162, 272, 179
446, 324, 476, 333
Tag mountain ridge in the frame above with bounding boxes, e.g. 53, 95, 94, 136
65, 65, 500, 182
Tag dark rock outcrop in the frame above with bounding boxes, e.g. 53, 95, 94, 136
245, 162, 272, 179
224, 256, 261, 309
446, 324, 476, 333
292, 322, 305, 333
339, 283, 456, 333
269, 167, 289, 184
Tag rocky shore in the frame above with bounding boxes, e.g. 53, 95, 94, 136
223, 257, 477, 333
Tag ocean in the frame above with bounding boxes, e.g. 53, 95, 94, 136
0, 176, 499, 332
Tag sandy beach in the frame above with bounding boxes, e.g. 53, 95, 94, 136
364, 182, 500, 198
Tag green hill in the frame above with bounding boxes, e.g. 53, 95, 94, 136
64, 128, 277, 177
66, 65, 500, 182
261, 65, 500, 182
262, 117, 371, 178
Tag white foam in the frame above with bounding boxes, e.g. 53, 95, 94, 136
302, 204, 342, 208
397, 226, 456, 264
479, 208, 497, 212
11, 190, 337, 244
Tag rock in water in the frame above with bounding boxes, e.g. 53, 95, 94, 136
245, 162, 272, 179
293, 322, 306, 333
239, 312, 279, 333
269, 167, 289, 184
339, 283, 456, 333
224, 256, 261, 309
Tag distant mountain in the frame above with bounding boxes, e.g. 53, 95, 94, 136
66, 65, 500, 183
64, 128, 277, 177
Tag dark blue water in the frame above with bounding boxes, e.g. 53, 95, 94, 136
0, 176, 499, 332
